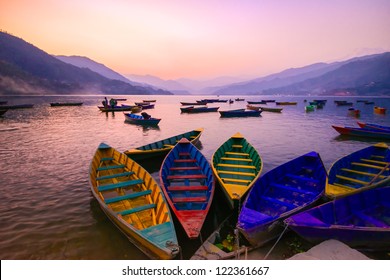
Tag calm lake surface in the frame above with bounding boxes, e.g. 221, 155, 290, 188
1, 94, 389, 260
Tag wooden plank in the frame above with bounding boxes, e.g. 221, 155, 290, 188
98, 179, 143, 192
353, 211, 389, 227
172, 196, 207, 203
179, 152, 191, 156
168, 186, 208, 191
100, 157, 114, 161
221, 157, 252, 162
352, 162, 390, 171
105, 190, 152, 204
118, 203, 156, 216
167, 174, 207, 180
341, 168, 386, 179
174, 159, 197, 163
217, 163, 256, 169
97, 164, 125, 171
270, 183, 316, 196
169, 166, 201, 171
222, 178, 251, 184
232, 145, 243, 148
97, 171, 134, 181
217, 170, 256, 177
261, 196, 296, 208
285, 173, 319, 184
360, 158, 389, 165
335, 175, 368, 185
225, 151, 249, 156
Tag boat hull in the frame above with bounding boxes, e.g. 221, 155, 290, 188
124, 113, 161, 126
332, 125, 390, 140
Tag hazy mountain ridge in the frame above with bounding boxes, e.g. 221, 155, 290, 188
0, 31, 172, 95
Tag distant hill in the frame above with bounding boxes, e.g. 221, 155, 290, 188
125, 74, 191, 94
0, 31, 172, 95
213, 53, 390, 96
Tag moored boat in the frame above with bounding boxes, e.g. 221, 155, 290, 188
275, 102, 297, 105
143, 99, 156, 103
124, 128, 204, 161
212, 132, 263, 208
50, 102, 83, 107
180, 101, 207, 106
247, 101, 266, 104
0, 104, 34, 109
124, 113, 161, 126
285, 186, 390, 250
0, 108, 8, 116
357, 122, 390, 131
374, 106, 386, 114
159, 138, 215, 239
89, 143, 179, 259
180, 106, 219, 113
326, 142, 390, 199
219, 109, 261, 118
259, 106, 283, 113
238, 151, 326, 247
98, 105, 135, 112
332, 125, 390, 140
305, 105, 315, 112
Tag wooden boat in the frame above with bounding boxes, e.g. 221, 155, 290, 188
332, 125, 390, 140
357, 122, 390, 131
336, 101, 353, 106
238, 151, 327, 247
180, 106, 219, 113
326, 143, 390, 199
374, 106, 386, 114
219, 109, 261, 118
235, 98, 245, 101
143, 99, 156, 103
305, 105, 315, 112
0, 108, 8, 116
259, 106, 283, 113
124, 128, 203, 161
124, 113, 161, 126
211, 132, 263, 208
135, 102, 150, 106
180, 101, 207, 106
191, 214, 252, 260
365, 101, 375, 105
88, 143, 179, 259
285, 186, 390, 250
114, 98, 127, 101
140, 104, 155, 110
347, 108, 360, 117
50, 102, 83, 107
247, 101, 266, 104
159, 138, 215, 239
131, 106, 142, 113
0, 104, 34, 109
246, 105, 260, 111
98, 105, 134, 112
262, 100, 276, 103
275, 102, 297, 105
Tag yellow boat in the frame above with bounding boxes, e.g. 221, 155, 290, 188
211, 132, 263, 208
326, 143, 390, 199
124, 128, 203, 161
89, 143, 179, 259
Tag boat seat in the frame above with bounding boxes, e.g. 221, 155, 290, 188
222, 177, 251, 184
174, 159, 197, 163
217, 163, 256, 169
118, 203, 156, 216
169, 166, 201, 171
270, 183, 316, 196
335, 175, 368, 185
168, 186, 208, 191
105, 190, 152, 204
371, 155, 385, 159
172, 196, 207, 203
232, 145, 243, 149
284, 173, 319, 184
97, 171, 135, 181
340, 168, 385, 179
360, 158, 389, 166
225, 151, 249, 156
189, 136, 197, 139
167, 174, 207, 180
353, 211, 389, 227
100, 157, 114, 161
97, 164, 125, 171
261, 195, 296, 208
98, 179, 143, 192
179, 152, 191, 156
352, 162, 390, 171
220, 157, 252, 162
217, 170, 256, 177
163, 144, 174, 148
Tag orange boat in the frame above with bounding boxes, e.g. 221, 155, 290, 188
374, 106, 386, 114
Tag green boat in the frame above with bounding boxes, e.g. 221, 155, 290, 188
124, 128, 204, 161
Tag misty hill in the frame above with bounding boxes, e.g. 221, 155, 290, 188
125, 74, 191, 94
0, 31, 172, 95
213, 53, 390, 96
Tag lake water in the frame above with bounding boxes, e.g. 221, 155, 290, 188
1, 94, 389, 260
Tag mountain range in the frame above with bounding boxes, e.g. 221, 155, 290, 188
0, 31, 172, 95
1, 30, 389, 96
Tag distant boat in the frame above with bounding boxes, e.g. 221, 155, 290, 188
113, 98, 127, 101
50, 102, 83, 107
124, 113, 161, 126
235, 98, 245, 101
247, 101, 266, 104
285, 186, 390, 250
326, 142, 390, 199
211, 132, 263, 208
180, 101, 207, 106
364, 101, 375, 105
159, 138, 215, 239
0, 108, 8, 116
124, 128, 203, 161
305, 105, 315, 112
143, 99, 156, 103
219, 109, 261, 118
347, 107, 360, 117
357, 122, 390, 131
275, 102, 297, 105
332, 125, 390, 140
262, 100, 276, 103
88, 143, 179, 260
335, 101, 353, 106
98, 105, 134, 112
259, 107, 283, 113
238, 151, 326, 247
180, 106, 219, 113
374, 106, 386, 114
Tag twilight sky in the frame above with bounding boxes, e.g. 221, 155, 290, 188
1, 0, 390, 80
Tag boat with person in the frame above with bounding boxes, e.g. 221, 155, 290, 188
124, 128, 204, 161
88, 143, 180, 260
123, 113, 161, 126
285, 186, 390, 250
332, 125, 390, 140
98, 105, 135, 112
159, 138, 215, 239
238, 151, 327, 247
325, 142, 390, 199
211, 132, 263, 208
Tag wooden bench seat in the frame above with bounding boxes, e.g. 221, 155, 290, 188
270, 183, 316, 196
174, 159, 197, 163
97, 171, 135, 181
118, 203, 156, 216
97, 164, 125, 171
169, 166, 201, 171
98, 179, 143, 192
172, 196, 207, 203
217, 163, 256, 169
218, 170, 256, 177
168, 186, 208, 191
105, 190, 151, 204
225, 151, 249, 156
167, 174, 207, 180
285, 173, 319, 184
261, 195, 296, 208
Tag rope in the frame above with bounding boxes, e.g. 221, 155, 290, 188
263, 222, 289, 260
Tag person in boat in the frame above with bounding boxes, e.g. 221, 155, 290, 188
141, 112, 151, 119
109, 98, 116, 108
102, 97, 108, 108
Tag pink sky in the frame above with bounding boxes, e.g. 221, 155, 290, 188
1, 0, 390, 80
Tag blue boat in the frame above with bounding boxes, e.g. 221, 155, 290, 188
219, 109, 261, 118
285, 186, 390, 250
357, 122, 390, 131
159, 138, 215, 239
237, 151, 327, 247
124, 113, 161, 126
180, 106, 219, 113
332, 125, 390, 140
